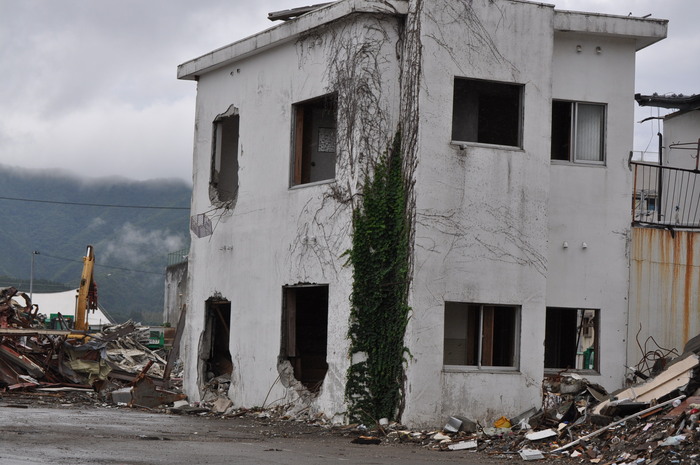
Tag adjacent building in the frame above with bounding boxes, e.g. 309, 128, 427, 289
628, 93, 700, 366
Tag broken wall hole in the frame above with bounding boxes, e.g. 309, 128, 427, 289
200, 298, 233, 385
210, 105, 240, 205
280, 285, 329, 392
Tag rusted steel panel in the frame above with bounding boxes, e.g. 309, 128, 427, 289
629, 227, 700, 366
0, 344, 45, 379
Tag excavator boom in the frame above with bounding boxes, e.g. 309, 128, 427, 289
75, 245, 97, 332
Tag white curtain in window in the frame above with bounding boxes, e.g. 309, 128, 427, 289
575, 104, 604, 162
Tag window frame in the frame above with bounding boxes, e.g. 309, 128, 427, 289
551, 100, 607, 165
544, 307, 599, 373
290, 93, 338, 188
451, 77, 524, 149
443, 302, 521, 372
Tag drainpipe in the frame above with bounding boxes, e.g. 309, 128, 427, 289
657, 132, 663, 223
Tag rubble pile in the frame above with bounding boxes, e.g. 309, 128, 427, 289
199, 373, 232, 411
0, 287, 183, 408
346, 350, 700, 463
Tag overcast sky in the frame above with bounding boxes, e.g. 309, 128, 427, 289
1, 0, 697, 182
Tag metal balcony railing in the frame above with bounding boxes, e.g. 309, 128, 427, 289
632, 161, 700, 228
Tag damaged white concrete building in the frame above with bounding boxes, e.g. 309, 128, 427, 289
176, 0, 667, 425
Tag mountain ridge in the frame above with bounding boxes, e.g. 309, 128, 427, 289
0, 164, 191, 324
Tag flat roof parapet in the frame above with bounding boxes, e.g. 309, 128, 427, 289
177, 0, 408, 80
554, 10, 667, 50
268, 2, 335, 22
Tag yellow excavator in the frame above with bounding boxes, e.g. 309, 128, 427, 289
74, 245, 98, 333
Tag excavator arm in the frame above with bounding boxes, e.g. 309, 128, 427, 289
75, 245, 97, 332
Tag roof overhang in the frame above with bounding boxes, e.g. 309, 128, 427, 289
636, 93, 700, 112
177, 0, 408, 81
268, 3, 335, 22
554, 10, 667, 51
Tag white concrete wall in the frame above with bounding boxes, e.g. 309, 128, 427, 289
180, 0, 661, 427
181, 14, 402, 418
548, 32, 638, 392
163, 261, 187, 327
664, 111, 700, 170
403, 0, 554, 426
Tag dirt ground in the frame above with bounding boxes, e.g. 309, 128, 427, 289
0, 391, 517, 465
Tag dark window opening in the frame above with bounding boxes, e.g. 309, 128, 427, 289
203, 299, 233, 381
451, 78, 523, 147
551, 100, 605, 163
443, 302, 519, 368
211, 106, 239, 202
544, 307, 598, 371
292, 94, 337, 186
551, 101, 573, 161
281, 285, 329, 391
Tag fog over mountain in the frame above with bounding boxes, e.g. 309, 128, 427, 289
0, 164, 191, 324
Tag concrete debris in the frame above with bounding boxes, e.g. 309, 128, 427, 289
0, 288, 187, 409
519, 448, 545, 460
525, 429, 557, 441
324, 344, 700, 462
212, 397, 233, 414
447, 440, 477, 450
444, 415, 477, 433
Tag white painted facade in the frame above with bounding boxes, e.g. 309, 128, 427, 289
664, 110, 700, 170
177, 0, 666, 426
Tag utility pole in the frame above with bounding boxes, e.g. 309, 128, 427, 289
30, 250, 39, 302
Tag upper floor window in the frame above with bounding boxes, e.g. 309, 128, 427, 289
291, 94, 337, 186
551, 101, 606, 164
451, 78, 523, 148
210, 105, 239, 204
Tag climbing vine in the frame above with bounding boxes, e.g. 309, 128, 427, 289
345, 131, 411, 424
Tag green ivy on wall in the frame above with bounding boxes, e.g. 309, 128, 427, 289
345, 131, 411, 424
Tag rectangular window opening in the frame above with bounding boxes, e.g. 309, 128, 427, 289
443, 302, 520, 368
281, 285, 329, 391
451, 78, 523, 148
551, 101, 605, 164
211, 108, 240, 203
544, 307, 599, 371
292, 94, 337, 186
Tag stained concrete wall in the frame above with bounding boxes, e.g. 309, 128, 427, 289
179, 0, 665, 427
403, 1, 656, 425
664, 111, 700, 170
403, 0, 554, 425
548, 32, 640, 392
180, 13, 402, 419
629, 227, 700, 364
164, 261, 188, 327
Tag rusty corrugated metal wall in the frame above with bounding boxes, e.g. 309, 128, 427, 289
628, 227, 700, 366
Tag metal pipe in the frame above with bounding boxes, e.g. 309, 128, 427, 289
29, 250, 39, 302
657, 132, 663, 222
